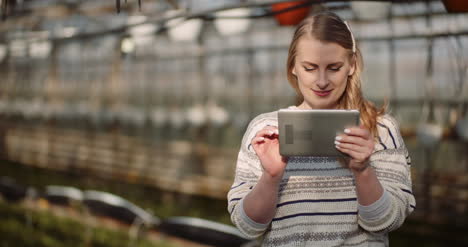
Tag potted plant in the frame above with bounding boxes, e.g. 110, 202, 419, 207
271, 1, 311, 26
442, 0, 468, 13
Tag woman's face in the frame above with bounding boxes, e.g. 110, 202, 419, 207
292, 37, 355, 109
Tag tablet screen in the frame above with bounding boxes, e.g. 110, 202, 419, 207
278, 109, 360, 157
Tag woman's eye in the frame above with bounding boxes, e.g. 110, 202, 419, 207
329, 67, 341, 71
304, 67, 315, 71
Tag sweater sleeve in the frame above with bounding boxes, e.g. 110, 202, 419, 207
357, 114, 416, 233
227, 113, 277, 239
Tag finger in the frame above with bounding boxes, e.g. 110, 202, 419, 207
343, 126, 371, 139
262, 126, 279, 134
335, 141, 367, 154
335, 145, 368, 161
263, 126, 279, 135
251, 136, 266, 145
255, 128, 279, 138
335, 135, 368, 147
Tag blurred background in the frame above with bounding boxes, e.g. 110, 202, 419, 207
0, 0, 467, 246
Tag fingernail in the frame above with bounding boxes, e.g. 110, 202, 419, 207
268, 131, 274, 135
259, 137, 265, 141
344, 129, 351, 134
274, 129, 279, 134
335, 136, 342, 141
335, 145, 340, 149
334, 140, 340, 145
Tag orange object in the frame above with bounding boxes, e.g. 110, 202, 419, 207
442, 0, 468, 13
271, 1, 311, 26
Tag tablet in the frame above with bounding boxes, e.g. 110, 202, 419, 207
278, 109, 360, 157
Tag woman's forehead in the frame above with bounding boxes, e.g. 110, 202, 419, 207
295, 37, 348, 64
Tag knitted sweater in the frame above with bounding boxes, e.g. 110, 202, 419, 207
227, 108, 415, 247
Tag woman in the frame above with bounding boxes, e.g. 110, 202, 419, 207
227, 12, 415, 246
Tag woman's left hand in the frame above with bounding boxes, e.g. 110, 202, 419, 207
335, 125, 374, 174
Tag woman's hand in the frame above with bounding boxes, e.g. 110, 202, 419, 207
335, 125, 374, 174
251, 126, 288, 179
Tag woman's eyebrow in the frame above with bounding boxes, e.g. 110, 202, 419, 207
328, 62, 344, 67
300, 61, 318, 66
301, 61, 344, 66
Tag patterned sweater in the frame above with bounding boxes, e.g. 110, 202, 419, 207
227, 108, 415, 247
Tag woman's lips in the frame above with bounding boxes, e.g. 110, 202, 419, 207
312, 89, 333, 97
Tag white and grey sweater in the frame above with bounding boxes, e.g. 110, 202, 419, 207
227, 107, 415, 247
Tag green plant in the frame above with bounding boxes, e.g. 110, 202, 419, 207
0, 202, 175, 247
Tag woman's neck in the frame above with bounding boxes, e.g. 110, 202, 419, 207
297, 101, 338, 110
297, 102, 311, 110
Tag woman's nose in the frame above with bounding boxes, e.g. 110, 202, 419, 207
316, 71, 329, 89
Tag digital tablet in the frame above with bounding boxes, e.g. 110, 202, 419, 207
278, 109, 360, 157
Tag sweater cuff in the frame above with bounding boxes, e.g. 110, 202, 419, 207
358, 189, 391, 222
239, 199, 270, 230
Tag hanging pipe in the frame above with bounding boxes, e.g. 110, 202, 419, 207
1, 0, 8, 21
116, 0, 141, 13
388, 6, 397, 112
116, 0, 120, 13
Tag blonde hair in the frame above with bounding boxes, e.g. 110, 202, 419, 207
286, 12, 386, 136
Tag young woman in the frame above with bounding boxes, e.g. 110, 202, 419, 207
227, 12, 415, 246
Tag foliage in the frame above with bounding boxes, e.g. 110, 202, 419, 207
0, 202, 174, 247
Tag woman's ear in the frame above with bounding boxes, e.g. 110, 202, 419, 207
292, 66, 297, 76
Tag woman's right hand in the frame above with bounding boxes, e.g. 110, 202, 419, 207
251, 126, 288, 179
